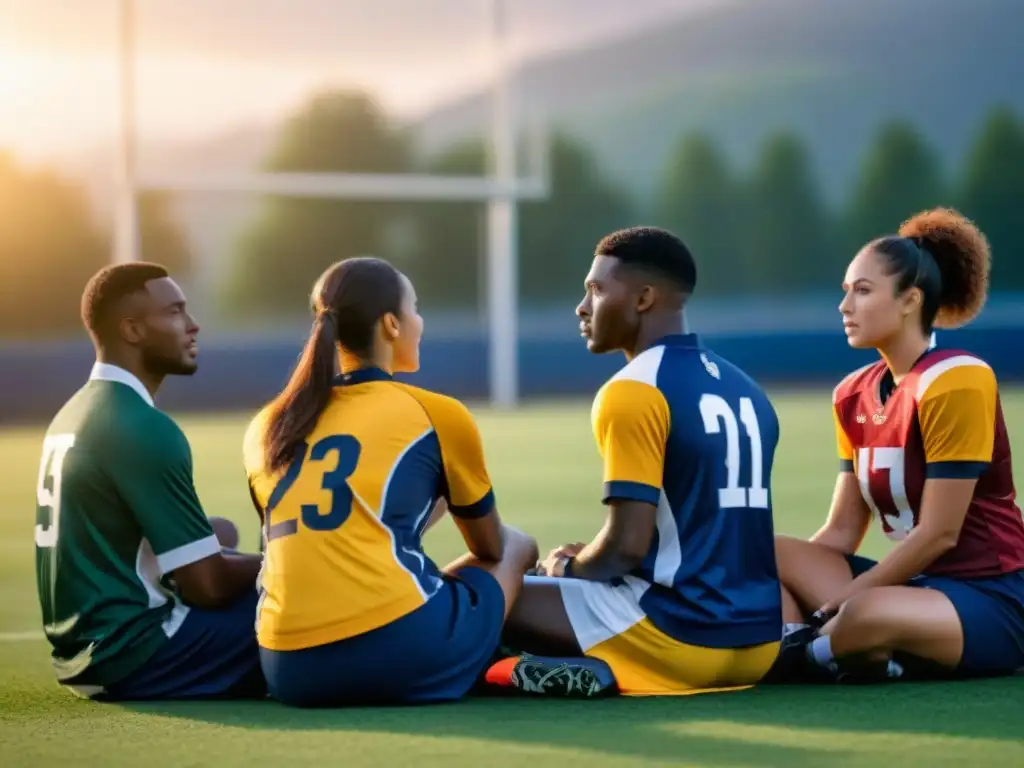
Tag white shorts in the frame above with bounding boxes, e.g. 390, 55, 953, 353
528, 574, 780, 696
528, 574, 650, 652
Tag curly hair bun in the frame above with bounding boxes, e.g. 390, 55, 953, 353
898, 207, 990, 329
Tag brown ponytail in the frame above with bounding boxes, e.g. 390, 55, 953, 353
262, 311, 339, 472
260, 256, 405, 473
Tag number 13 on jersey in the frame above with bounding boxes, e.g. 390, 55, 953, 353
855, 446, 916, 541
699, 394, 769, 509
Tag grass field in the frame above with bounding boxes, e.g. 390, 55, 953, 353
2, 390, 1024, 766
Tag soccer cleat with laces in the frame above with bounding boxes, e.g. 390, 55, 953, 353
484, 654, 618, 698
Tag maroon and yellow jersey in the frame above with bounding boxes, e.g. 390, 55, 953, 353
833, 348, 1024, 578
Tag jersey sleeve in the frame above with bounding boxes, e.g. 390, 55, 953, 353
917, 360, 997, 479
593, 379, 670, 506
116, 415, 220, 575
242, 409, 271, 515
419, 393, 496, 519
833, 403, 854, 472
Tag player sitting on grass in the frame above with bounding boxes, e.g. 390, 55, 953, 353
244, 257, 538, 708
35, 263, 266, 701
488, 227, 784, 697
773, 208, 1024, 684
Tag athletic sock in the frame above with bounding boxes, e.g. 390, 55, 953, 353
807, 635, 835, 667
784, 622, 810, 637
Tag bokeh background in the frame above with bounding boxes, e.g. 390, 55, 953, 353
3, 0, 1024, 419
5, 6, 1024, 763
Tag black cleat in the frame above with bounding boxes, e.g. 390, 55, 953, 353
836, 658, 905, 685
763, 627, 837, 684
485, 654, 618, 698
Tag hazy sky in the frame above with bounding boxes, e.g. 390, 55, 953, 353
0, 0, 723, 162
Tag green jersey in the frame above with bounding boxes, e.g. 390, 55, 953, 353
35, 363, 220, 694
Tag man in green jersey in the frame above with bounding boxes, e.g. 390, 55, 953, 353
35, 262, 265, 700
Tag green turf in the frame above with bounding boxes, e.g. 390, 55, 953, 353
2, 391, 1024, 767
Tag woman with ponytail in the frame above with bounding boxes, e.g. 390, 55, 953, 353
243, 257, 538, 707
772, 208, 1024, 684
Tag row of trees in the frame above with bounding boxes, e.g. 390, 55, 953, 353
2, 91, 1022, 338
656, 109, 1022, 297
0, 155, 191, 338
225, 94, 1024, 315
221, 92, 634, 316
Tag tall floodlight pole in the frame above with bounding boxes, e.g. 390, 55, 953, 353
113, 0, 138, 263
486, 0, 518, 408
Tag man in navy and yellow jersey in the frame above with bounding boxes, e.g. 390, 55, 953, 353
491, 227, 783, 697
35, 263, 264, 701
245, 256, 538, 707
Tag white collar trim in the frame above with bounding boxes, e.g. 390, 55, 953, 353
89, 362, 155, 407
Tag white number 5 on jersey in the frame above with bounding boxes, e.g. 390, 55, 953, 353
699, 394, 769, 509
36, 434, 75, 548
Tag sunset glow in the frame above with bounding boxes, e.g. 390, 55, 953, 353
0, 0, 708, 163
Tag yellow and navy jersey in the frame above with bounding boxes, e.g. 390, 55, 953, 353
243, 367, 495, 651
592, 334, 782, 649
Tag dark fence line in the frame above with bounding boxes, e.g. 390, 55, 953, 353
3, 325, 1021, 424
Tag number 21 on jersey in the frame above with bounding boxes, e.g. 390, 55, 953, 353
699, 394, 769, 509
36, 434, 75, 548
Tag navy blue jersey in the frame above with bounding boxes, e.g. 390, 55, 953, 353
592, 333, 781, 648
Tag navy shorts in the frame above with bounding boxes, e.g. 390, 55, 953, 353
99, 590, 265, 701
846, 555, 1024, 677
261, 566, 505, 707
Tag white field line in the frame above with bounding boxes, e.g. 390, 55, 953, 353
0, 630, 44, 642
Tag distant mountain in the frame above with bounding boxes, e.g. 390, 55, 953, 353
413, 0, 1024, 208
71, 0, 1024, 298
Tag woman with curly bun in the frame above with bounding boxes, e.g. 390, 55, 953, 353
772, 208, 1024, 684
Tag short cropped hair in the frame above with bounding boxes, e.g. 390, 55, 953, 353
595, 227, 697, 293
81, 262, 169, 340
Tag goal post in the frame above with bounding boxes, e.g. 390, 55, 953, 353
129, 169, 548, 202
111, 0, 549, 409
